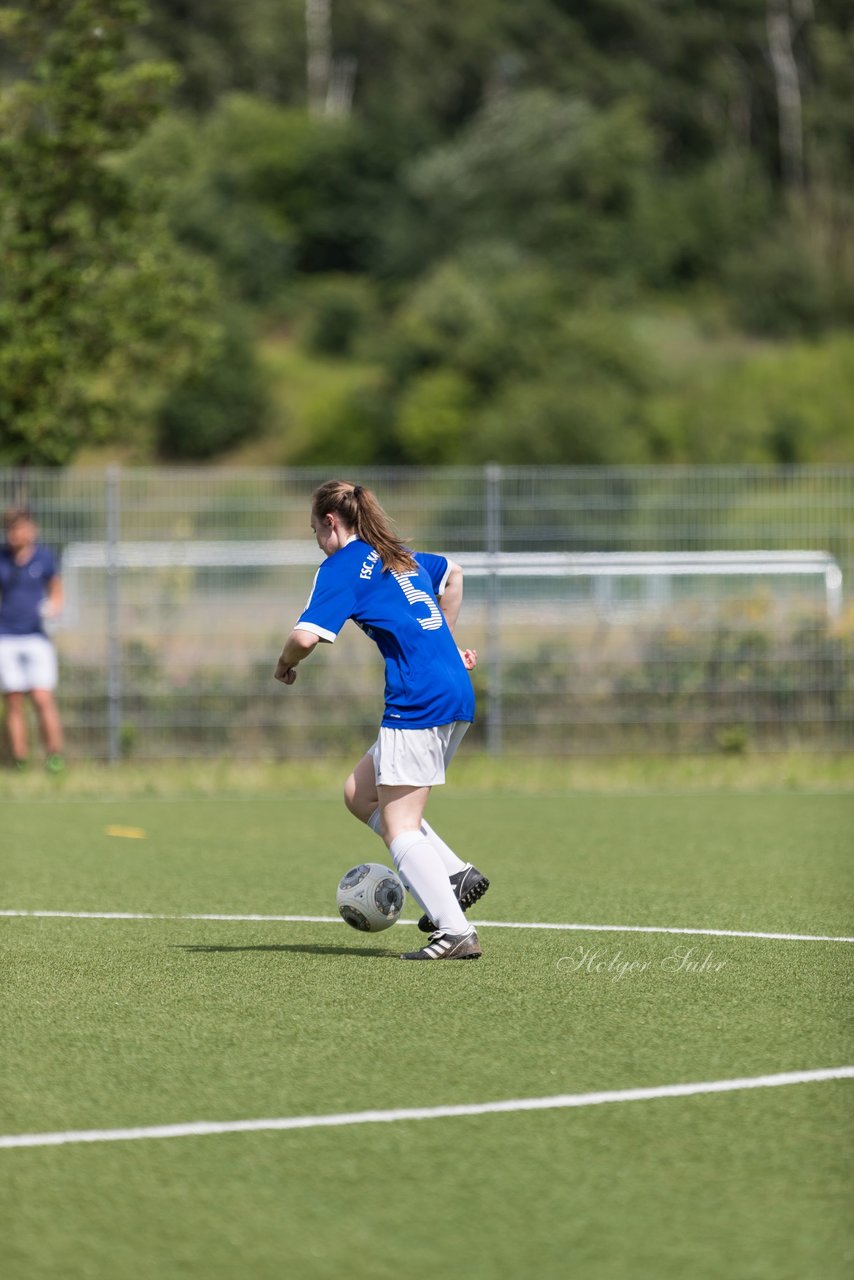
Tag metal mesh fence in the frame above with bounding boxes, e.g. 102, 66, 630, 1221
1, 465, 852, 759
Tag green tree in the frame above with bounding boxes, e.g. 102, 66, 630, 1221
0, 0, 220, 464
139, 0, 305, 111
125, 95, 398, 297
396, 368, 475, 464
156, 309, 267, 459
396, 92, 655, 279
325, 251, 662, 465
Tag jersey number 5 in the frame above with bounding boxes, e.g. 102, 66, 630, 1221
392, 572, 443, 631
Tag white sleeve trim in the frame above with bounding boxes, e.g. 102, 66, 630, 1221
436, 558, 453, 597
296, 620, 338, 644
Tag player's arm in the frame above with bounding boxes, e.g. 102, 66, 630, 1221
438, 560, 477, 670
43, 573, 64, 619
274, 628, 318, 685
438, 560, 463, 633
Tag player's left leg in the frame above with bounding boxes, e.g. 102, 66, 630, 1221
379, 783, 468, 931
30, 688, 64, 762
415, 721, 489, 932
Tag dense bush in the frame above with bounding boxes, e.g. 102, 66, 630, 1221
54, 615, 854, 759
498, 618, 854, 754
156, 311, 267, 459
299, 275, 380, 357
725, 221, 834, 337
399, 93, 655, 280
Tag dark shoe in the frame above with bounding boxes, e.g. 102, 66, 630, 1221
401, 928, 482, 960
418, 864, 489, 933
13, 758, 29, 772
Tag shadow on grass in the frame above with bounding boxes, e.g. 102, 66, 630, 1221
173, 943, 398, 958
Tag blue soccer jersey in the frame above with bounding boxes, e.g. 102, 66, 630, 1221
0, 543, 57, 636
296, 538, 475, 729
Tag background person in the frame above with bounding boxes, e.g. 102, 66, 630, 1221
0, 506, 65, 771
274, 479, 489, 960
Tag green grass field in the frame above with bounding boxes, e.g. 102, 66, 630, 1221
2, 763, 852, 1279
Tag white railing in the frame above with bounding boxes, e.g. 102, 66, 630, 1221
61, 542, 844, 623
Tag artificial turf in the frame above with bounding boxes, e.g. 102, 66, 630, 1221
2, 785, 852, 1279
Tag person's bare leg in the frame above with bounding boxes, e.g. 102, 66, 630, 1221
30, 688, 63, 756
344, 752, 379, 825
4, 692, 28, 761
377, 783, 430, 844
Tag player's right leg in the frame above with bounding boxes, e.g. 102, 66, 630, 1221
1, 639, 31, 765
3, 692, 28, 765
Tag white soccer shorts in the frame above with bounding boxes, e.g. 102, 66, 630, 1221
0, 634, 58, 693
369, 721, 470, 788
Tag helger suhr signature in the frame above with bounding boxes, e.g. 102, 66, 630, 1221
557, 945, 729, 982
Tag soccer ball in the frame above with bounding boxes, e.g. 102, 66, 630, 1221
336, 862, 405, 933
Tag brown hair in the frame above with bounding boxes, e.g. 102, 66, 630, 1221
3, 504, 34, 529
311, 480, 416, 574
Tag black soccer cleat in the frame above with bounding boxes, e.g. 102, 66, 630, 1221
401, 928, 482, 960
417, 863, 490, 933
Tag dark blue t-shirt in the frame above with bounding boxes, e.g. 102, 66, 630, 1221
0, 544, 58, 636
296, 539, 475, 729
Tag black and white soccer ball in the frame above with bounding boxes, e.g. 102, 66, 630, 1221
336, 862, 405, 932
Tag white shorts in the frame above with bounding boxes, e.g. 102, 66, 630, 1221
369, 721, 470, 788
0, 634, 58, 693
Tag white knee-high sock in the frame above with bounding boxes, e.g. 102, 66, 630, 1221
368, 809, 467, 876
367, 811, 428, 912
389, 831, 469, 934
419, 819, 467, 875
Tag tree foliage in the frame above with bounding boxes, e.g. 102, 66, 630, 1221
0, 0, 221, 464
2, 0, 853, 466
156, 309, 268, 459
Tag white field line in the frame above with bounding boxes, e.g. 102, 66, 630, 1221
1, 908, 852, 944
1, 788, 852, 805
2, 1067, 852, 1151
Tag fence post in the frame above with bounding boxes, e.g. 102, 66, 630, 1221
105, 465, 122, 764
485, 462, 503, 755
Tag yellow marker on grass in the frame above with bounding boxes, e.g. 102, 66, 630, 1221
104, 825, 146, 839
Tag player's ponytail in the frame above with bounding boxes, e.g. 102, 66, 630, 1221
311, 480, 417, 574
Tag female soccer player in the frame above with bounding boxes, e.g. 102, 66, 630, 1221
274, 480, 489, 960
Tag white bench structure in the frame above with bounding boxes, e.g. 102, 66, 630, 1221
54, 540, 845, 761
60, 542, 844, 622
